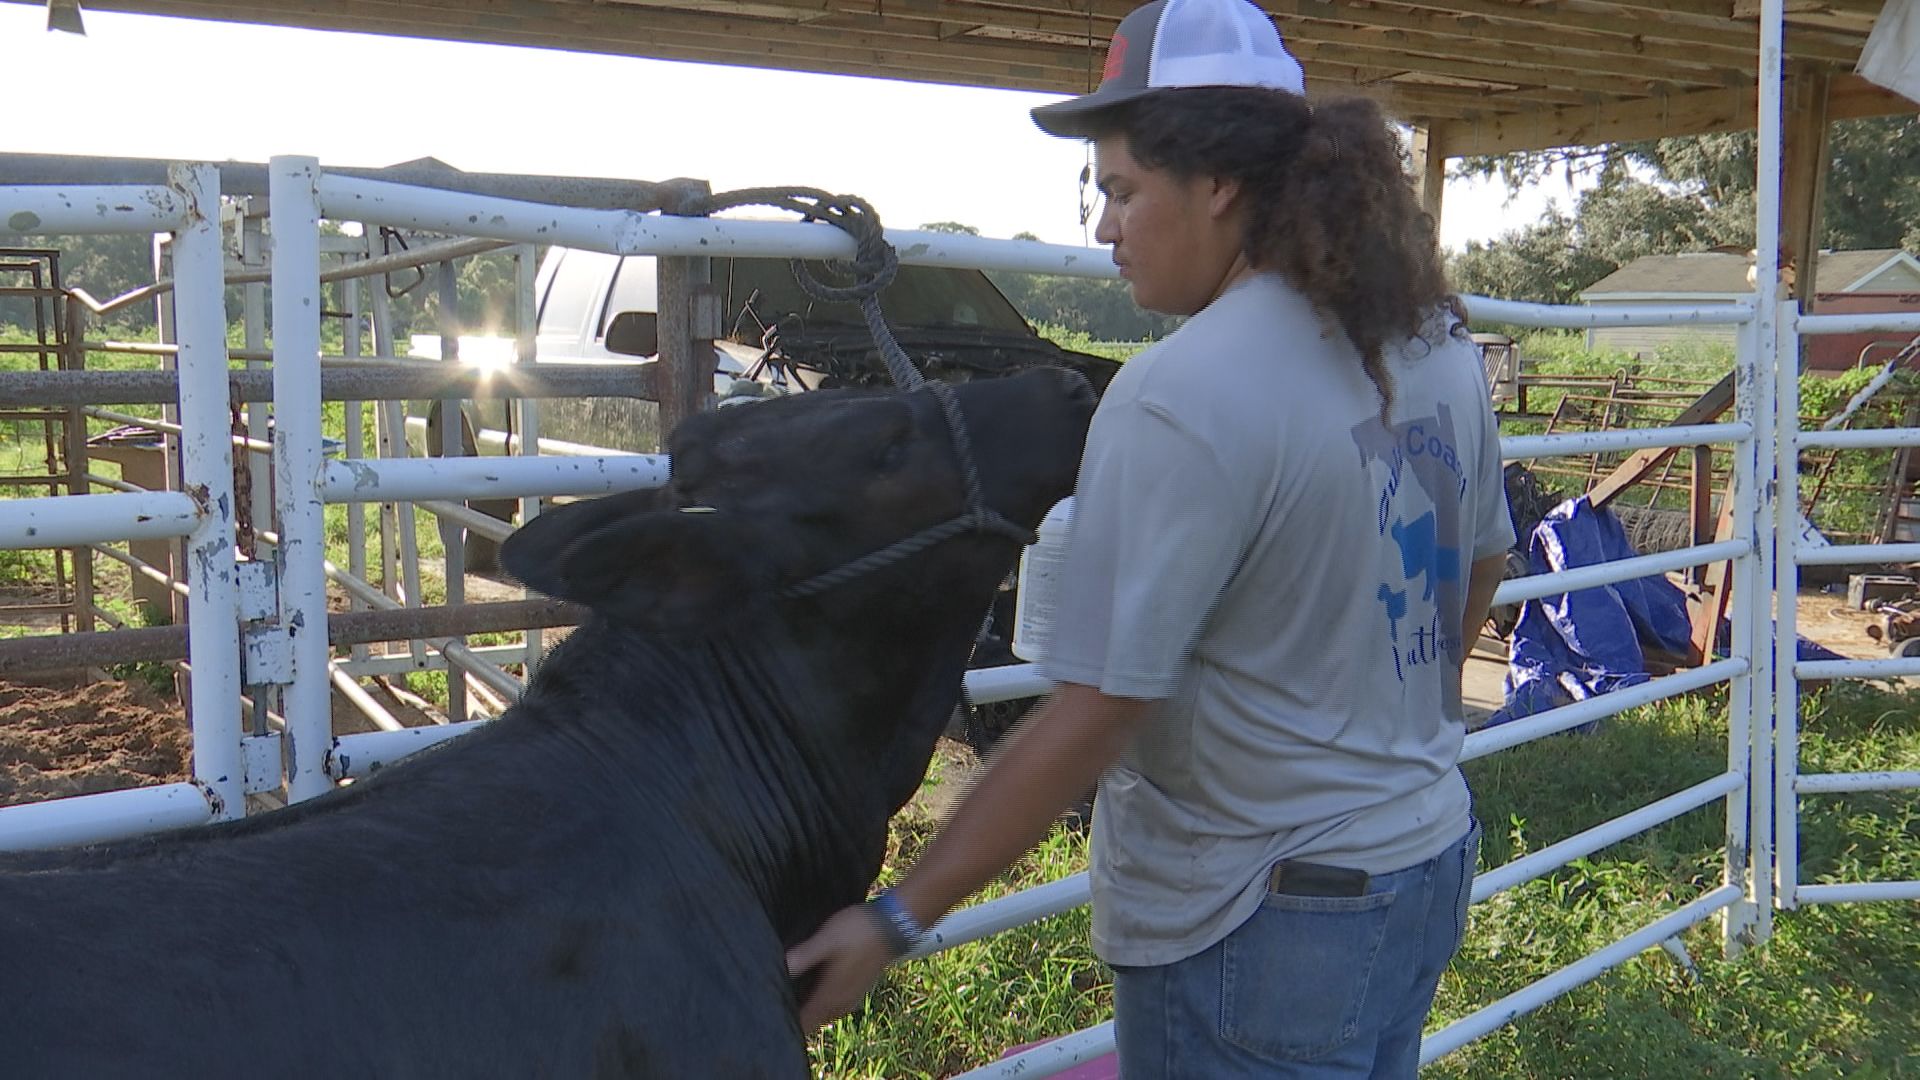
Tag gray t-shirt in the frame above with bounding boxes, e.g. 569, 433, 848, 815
1039, 272, 1514, 967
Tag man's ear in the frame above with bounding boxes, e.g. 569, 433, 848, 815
1207, 174, 1244, 221
502, 493, 776, 631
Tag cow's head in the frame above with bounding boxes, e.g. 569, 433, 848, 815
502, 368, 1093, 931
503, 367, 1094, 635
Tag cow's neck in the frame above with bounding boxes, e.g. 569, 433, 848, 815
522, 586, 979, 945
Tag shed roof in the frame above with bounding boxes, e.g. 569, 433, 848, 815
25, 0, 1917, 155
1581, 248, 1920, 297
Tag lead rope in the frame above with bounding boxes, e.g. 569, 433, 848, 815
681, 187, 924, 391
687, 188, 1037, 600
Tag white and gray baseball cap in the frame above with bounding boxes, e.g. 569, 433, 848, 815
1031, 0, 1306, 139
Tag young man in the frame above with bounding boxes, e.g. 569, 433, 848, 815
787, 0, 1513, 1074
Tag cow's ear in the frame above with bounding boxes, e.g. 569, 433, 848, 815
503, 495, 774, 631
500, 489, 664, 601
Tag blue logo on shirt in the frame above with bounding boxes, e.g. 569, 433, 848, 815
1353, 406, 1468, 681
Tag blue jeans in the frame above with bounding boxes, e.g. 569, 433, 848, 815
1110, 820, 1480, 1079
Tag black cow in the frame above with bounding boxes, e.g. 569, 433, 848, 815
0, 367, 1095, 1078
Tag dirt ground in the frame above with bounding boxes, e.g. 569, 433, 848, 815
0, 674, 193, 809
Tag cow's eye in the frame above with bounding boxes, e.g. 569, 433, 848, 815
875, 439, 909, 472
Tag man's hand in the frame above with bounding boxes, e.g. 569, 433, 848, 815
786, 904, 894, 1031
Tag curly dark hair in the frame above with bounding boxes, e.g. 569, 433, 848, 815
1084, 88, 1465, 420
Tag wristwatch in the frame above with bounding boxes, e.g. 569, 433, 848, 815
865, 888, 929, 958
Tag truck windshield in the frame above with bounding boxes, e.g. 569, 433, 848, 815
716, 259, 1032, 338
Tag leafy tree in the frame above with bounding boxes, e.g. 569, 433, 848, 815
1452, 115, 1920, 303
0, 232, 158, 332
1449, 211, 1617, 305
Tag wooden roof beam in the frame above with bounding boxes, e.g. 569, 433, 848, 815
1434, 73, 1915, 155
1282, 22, 1743, 89
1292, 39, 1667, 97
1385, 0, 1865, 63
1260, 0, 1765, 70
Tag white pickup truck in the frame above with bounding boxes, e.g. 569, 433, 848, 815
452, 247, 1119, 454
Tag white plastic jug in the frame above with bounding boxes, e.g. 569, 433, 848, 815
1011, 497, 1074, 663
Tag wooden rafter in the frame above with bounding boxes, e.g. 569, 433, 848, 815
1435, 74, 1913, 155
34, 0, 1906, 149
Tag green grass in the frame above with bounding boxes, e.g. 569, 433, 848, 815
1032, 323, 1148, 363
812, 686, 1920, 1078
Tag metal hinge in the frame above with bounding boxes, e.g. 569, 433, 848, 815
237, 558, 278, 622
242, 625, 295, 685
240, 732, 284, 794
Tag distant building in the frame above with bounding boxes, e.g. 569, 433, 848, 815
1578, 249, 1920, 368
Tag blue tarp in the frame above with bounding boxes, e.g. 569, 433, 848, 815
1489, 496, 1843, 728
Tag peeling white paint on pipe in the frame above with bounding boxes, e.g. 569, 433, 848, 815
0, 783, 214, 852
0, 184, 188, 234
271, 156, 335, 805
1501, 423, 1750, 460
1465, 294, 1753, 330
319, 454, 668, 503
171, 163, 248, 818
0, 490, 198, 549
1798, 311, 1920, 336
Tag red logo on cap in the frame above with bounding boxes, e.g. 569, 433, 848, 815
1103, 33, 1129, 84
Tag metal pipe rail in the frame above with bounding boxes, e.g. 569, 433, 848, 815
0, 782, 215, 853
958, 887, 1750, 1077
320, 454, 669, 503
1416, 886, 1743, 1064
1462, 661, 1747, 763
328, 659, 1070, 779
84, 406, 276, 453
316, 555, 525, 704
0, 363, 659, 408
416, 500, 516, 543
1796, 428, 1920, 450
0, 184, 188, 234
951, 1021, 1115, 1080
0, 151, 709, 215
0, 599, 586, 677
1500, 423, 1751, 460
89, 542, 189, 600
1795, 543, 1920, 566
1469, 773, 1745, 902
1795, 771, 1920, 794
1492, 541, 1750, 607
75, 238, 522, 319
1464, 295, 1753, 330
328, 721, 487, 780
1796, 882, 1920, 904
329, 667, 407, 733
1795, 656, 1920, 679
1798, 312, 1920, 336
0, 490, 200, 549
335, 643, 527, 680
318, 173, 1123, 277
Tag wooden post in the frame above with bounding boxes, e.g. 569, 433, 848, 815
656, 256, 718, 448
1780, 62, 1833, 309
1689, 479, 1740, 667
1409, 124, 1448, 232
